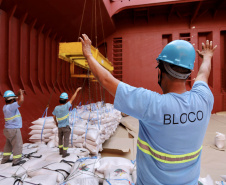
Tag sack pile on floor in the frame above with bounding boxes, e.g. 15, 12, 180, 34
0, 143, 90, 184
29, 102, 122, 155
0, 143, 136, 185
29, 117, 57, 143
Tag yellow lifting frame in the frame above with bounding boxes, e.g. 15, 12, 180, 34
59, 42, 114, 78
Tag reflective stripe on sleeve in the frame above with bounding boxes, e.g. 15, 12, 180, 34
57, 114, 69, 121
13, 154, 22, 159
137, 137, 202, 164
3, 152, 12, 156
4, 114, 21, 121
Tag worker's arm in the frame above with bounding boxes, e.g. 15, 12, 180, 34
53, 115, 58, 126
69, 87, 82, 104
195, 40, 217, 83
17, 89, 24, 106
79, 34, 120, 97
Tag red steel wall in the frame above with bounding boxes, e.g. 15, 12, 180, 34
0, 8, 112, 150
105, 9, 226, 113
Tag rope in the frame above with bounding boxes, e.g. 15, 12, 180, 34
70, 108, 77, 146
23, 152, 42, 159
96, 106, 100, 130
41, 167, 68, 180
98, 0, 108, 57
41, 108, 48, 118
60, 159, 74, 167
91, 0, 95, 40
99, 84, 103, 103
77, 0, 87, 41
88, 69, 92, 111
84, 112, 91, 142
103, 88, 106, 104
75, 69, 89, 107
95, 81, 98, 103
94, 0, 98, 48
40, 107, 48, 142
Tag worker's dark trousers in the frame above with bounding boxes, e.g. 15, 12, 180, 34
1, 128, 23, 165
58, 125, 71, 156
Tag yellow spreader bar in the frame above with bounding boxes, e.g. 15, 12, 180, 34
59, 42, 114, 74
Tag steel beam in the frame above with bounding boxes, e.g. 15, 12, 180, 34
190, 1, 202, 25
7, 5, 17, 93
44, 29, 52, 93
28, 19, 37, 93
213, 0, 224, 17
19, 12, 28, 93
37, 24, 46, 93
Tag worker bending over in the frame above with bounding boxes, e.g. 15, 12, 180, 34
2, 89, 26, 166
79, 34, 217, 185
52, 87, 82, 158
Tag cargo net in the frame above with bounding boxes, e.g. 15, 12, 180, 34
0, 145, 136, 185
28, 102, 122, 155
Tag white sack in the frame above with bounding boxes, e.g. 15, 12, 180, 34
32, 117, 55, 125
29, 124, 56, 130
215, 132, 225, 149
23, 174, 57, 185
103, 166, 132, 185
84, 143, 99, 155
198, 175, 214, 185
47, 140, 56, 148
73, 126, 86, 135
28, 129, 52, 135
97, 157, 134, 173
65, 177, 99, 185
83, 129, 100, 141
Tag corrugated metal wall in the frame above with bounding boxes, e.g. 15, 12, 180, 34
0, 7, 113, 150
105, 7, 226, 113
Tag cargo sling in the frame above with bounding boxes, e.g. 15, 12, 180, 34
57, 113, 69, 121
4, 114, 21, 121
137, 137, 202, 164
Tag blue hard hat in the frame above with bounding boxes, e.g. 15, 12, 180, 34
156, 40, 196, 70
3, 90, 17, 98
60, 92, 68, 100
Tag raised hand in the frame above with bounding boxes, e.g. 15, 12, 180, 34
76, 87, 82, 92
79, 34, 92, 58
196, 40, 217, 58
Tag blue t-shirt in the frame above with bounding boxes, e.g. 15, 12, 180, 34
52, 102, 71, 128
114, 81, 214, 185
3, 102, 22, 129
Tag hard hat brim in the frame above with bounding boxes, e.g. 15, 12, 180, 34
5, 96, 18, 100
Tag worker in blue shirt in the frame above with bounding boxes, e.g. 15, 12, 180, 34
2, 89, 26, 166
52, 87, 82, 158
79, 34, 217, 185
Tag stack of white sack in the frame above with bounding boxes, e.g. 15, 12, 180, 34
29, 117, 57, 143
28, 102, 121, 152
69, 102, 121, 155
96, 157, 136, 185
63, 156, 100, 185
